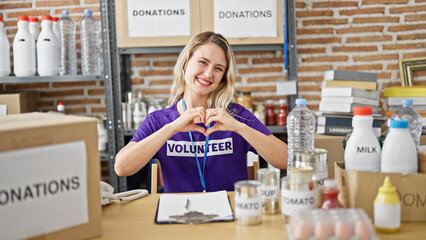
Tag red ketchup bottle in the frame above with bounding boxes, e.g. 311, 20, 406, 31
321, 179, 341, 209
277, 99, 288, 126
265, 100, 276, 126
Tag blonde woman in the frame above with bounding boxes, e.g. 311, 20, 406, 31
115, 32, 287, 193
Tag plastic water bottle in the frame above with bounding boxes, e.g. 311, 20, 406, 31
381, 119, 417, 173
344, 106, 381, 171
286, 98, 316, 168
58, 10, 77, 75
0, 16, 11, 77
392, 99, 422, 151
37, 15, 59, 76
13, 16, 36, 77
80, 9, 102, 75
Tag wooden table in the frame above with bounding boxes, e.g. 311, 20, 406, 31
95, 192, 426, 240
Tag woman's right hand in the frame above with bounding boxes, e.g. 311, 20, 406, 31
170, 106, 207, 135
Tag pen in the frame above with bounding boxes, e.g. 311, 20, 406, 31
185, 198, 190, 210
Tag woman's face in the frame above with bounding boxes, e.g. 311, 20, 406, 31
184, 42, 228, 98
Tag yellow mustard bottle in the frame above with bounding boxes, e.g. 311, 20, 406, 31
374, 176, 401, 233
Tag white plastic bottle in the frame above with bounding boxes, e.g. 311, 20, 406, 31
13, 16, 36, 77
57, 101, 65, 113
80, 9, 102, 75
37, 15, 59, 76
381, 119, 417, 173
28, 17, 40, 41
344, 106, 381, 171
133, 102, 147, 129
392, 99, 423, 151
59, 10, 77, 75
0, 16, 11, 77
286, 98, 316, 169
52, 17, 60, 40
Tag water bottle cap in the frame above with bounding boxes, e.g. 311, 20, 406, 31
295, 98, 306, 105
62, 10, 70, 15
84, 9, 93, 15
390, 119, 409, 128
52, 17, 59, 22
18, 16, 29, 22
41, 15, 52, 21
353, 106, 372, 115
402, 98, 413, 105
29, 17, 39, 22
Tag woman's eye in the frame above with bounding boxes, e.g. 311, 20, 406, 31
215, 67, 224, 72
199, 60, 207, 65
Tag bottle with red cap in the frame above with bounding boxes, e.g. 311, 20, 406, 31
28, 17, 40, 41
37, 15, 59, 76
52, 17, 60, 40
277, 99, 288, 126
321, 179, 341, 209
0, 16, 11, 76
13, 16, 36, 77
344, 106, 381, 171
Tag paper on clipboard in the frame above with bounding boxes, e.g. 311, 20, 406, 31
156, 190, 234, 223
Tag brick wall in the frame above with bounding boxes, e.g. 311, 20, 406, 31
1, 0, 426, 114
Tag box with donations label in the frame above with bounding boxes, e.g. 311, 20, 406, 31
335, 162, 426, 222
0, 112, 101, 239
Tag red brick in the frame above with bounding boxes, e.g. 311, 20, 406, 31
378, 72, 392, 79
0, 3, 32, 9
353, 16, 399, 23
390, 4, 426, 13
131, 78, 144, 84
383, 42, 426, 50
40, 89, 84, 97
88, 89, 105, 95
64, 107, 87, 114
339, 7, 385, 16
388, 23, 425, 32
297, 48, 326, 54
303, 55, 348, 63
337, 26, 383, 34
298, 75, 323, 83
134, 53, 178, 58
91, 107, 107, 113
397, 33, 426, 40
52, 81, 97, 87
405, 14, 426, 21
295, 2, 306, 8
297, 28, 334, 35
132, 60, 150, 67
338, 64, 383, 71
60, 99, 101, 105
313, 1, 358, 8
154, 61, 175, 67
236, 58, 248, 64
298, 65, 333, 72
142, 88, 171, 94
252, 58, 284, 64
235, 86, 276, 93
303, 18, 348, 26
353, 54, 399, 62
36, 0, 80, 7
234, 51, 275, 56
362, 0, 408, 4
150, 79, 173, 86
298, 37, 341, 45
347, 35, 392, 43
238, 67, 283, 74
296, 10, 333, 18
332, 46, 377, 52
246, 76, 283, 83
386, 64, 400, 70
138, 70, 173, 76
402, 51, 426, 58
5, 83, 49, 91
7, 10, 50, 19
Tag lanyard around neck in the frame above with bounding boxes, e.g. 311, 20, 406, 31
182, 98, 210, 192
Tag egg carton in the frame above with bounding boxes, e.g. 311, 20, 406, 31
287, 208, 378, 240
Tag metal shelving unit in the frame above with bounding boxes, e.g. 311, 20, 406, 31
0, 75, 104, 83
106, 0, 298, 192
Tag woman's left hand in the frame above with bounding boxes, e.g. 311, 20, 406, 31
204, 108, 242, 136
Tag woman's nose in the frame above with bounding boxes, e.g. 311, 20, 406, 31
204, 66, 213, 78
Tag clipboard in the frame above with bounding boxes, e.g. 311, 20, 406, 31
154, 190, 234, 224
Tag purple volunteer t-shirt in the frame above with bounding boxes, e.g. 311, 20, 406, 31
131, 102, 272, 193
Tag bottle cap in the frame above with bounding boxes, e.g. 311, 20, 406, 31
62, 10, 70, 15
402, 98, 413, 106
378, 176, 396, 194
29, 17, 39, 22
57, 102, 65, 112
353, 106, 372, 116
279, 99, 286, 105
18, 16, 29, 22
52, 17, 59, 22
390, 119, 408, 129
323, 179, 337, 189
0, 16, 3, 22
84, 9, 93, 15
295, 98, 306, 105
41, 15, 52, 21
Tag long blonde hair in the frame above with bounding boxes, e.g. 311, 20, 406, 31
168, 32, 236, 109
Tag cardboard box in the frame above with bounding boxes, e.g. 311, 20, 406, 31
0, 112, 101, 239
335, 162, 426, 222
0, 92, 38, 114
